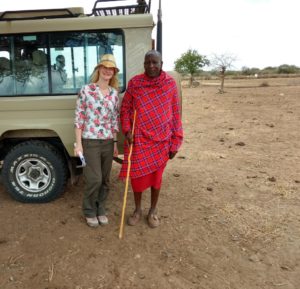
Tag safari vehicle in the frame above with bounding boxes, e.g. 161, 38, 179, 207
0, 0, 180, 203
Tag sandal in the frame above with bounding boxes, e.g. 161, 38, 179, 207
147, 213, 160, 228
127, 210, 142, 226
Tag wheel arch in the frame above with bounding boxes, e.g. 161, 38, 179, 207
2, 129, 62, 152
0, 130, 73, 179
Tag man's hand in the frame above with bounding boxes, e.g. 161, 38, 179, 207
125, 131, 133, 145
169, 151, 177, 159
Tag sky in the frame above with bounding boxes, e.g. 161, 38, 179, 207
1, 0, 299, 71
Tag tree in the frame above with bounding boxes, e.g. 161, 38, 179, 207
210, 53, 236, 93
241, 66, 260, 76
174, 49, 209, 87
277, 64, 299, 74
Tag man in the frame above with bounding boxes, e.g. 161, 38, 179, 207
119, 50, 183, 228
51, 55, 67, 93
0, 57, 13, 95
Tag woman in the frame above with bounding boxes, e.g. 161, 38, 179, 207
74, 54, 119, 228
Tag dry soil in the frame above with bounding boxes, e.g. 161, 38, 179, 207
0, 76, 300, 289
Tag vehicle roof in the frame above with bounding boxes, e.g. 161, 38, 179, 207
0, 0, 151, 21
0, 13, 154, 35
0, 7, 84, 21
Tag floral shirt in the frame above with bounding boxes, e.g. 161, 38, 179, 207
74, 83, 119, 139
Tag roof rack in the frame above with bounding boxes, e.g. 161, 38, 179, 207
0, 7, 84, 21
90, 0, 151, 16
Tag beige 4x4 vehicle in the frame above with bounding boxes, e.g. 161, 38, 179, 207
0, 0, 157, 203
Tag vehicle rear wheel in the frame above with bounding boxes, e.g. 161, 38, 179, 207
2, 140, 68, 203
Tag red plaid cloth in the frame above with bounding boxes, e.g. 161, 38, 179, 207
119, 71, 183, 179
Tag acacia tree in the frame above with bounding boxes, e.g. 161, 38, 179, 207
174, 49, 209, 87
210, 53, 236, 93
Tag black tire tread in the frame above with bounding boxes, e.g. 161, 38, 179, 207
2, 140, 68, 203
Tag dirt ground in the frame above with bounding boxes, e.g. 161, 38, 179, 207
0, 76, 299, 289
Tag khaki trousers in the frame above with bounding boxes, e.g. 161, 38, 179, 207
82, 139, 114, 218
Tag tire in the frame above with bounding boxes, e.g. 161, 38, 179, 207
2, 140, 68, 203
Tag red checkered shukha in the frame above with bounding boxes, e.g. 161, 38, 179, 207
119, 71, 183, 179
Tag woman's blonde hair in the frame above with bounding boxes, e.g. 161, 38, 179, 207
90, 66, 119, 90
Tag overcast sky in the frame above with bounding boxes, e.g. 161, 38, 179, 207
1, 0, 299, 70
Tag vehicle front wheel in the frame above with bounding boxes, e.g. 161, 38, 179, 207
2, 140, 68, 203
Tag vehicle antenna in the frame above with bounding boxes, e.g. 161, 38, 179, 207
156, 0, 162, 55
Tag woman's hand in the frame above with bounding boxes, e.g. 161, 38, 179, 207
74, 143, 83, 156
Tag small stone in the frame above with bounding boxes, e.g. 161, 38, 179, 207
249, 254, 260, 262
231, 235, 239, 241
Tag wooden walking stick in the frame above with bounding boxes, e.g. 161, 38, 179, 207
119, 110, 137, 239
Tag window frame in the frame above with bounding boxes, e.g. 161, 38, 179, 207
0, 28, 125, 97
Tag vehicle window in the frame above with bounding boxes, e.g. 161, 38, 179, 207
0, 30, 124, 96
